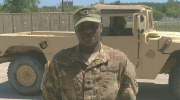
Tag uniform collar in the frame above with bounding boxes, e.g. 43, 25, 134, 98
70, 43, 110, 64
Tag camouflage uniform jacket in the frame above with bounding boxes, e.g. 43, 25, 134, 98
42, 44, 138, 100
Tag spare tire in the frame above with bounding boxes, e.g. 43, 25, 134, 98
169, 62, 180, 100
7, 54, 44, 96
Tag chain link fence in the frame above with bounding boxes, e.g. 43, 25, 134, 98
154, 18, 180, 32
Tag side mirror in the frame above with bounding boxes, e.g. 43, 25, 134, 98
140, 15, 144, 22
137, 14, 146, 33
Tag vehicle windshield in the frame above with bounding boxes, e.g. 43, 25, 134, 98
101, 14, 134, 36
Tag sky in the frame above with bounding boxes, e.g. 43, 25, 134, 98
0, 0, 169, 7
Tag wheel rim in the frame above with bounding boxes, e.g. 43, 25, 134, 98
16, 65, 36, 86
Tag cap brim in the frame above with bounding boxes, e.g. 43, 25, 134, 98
74, 17, 101, 27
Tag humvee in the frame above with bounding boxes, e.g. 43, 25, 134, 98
0, 4, 179, 99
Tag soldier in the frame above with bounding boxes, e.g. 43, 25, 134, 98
41, 6, 138, 100
111, 17, 127, 36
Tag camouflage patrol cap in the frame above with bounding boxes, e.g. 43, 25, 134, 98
73, 6, 101, 27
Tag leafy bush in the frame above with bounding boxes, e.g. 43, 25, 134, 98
153, 9, 164, 20
22, 8, 30, 13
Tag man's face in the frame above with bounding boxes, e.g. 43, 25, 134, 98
75, 21, 103, 46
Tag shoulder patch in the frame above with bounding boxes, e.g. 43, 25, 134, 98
44, 61, 50, 73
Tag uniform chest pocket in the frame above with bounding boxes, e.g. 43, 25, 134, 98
100, 66, 119, 72
60, 67, 79, 78
59, 68, 75, 91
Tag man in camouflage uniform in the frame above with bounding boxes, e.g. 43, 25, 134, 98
41, 6, 138, 100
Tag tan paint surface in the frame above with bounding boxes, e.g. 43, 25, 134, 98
141, 33, 170, 79
0, 5, 178, 80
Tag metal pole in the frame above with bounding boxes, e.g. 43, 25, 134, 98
178, 20, 179, 29
62, 0, 64, 12
179, 2, 180, 29
165, 18, 167, 31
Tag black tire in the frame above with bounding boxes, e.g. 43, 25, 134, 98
7, 54, 44, 96
169, 62, 180, 100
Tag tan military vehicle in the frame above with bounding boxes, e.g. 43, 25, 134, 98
0, 4, 179, 99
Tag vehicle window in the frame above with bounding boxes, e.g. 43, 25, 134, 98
142, 10, 148, 31
101, 16, 133, 36
126, 16, 133, 29
148, 11, 153, 30
101, 17, 111, 36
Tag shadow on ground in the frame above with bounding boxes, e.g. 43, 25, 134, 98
0, 81, 177, 100
137, 82, 176, 100
0, 81, 41, 99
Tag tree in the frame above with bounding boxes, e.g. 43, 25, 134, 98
3, 0, 40, 13
0, 5, 4, 13
110, 0, 120, 5
166, 7, 178, 17
63, 6, 84, 12
91, 2, 99, 6
22, 8, 30, 13
99, 0, 104, 4
153, 9, 164, 20
161, 3, 167, 13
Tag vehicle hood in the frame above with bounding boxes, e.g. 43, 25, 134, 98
146, 30, 180, 53
155, 31, 180, 36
